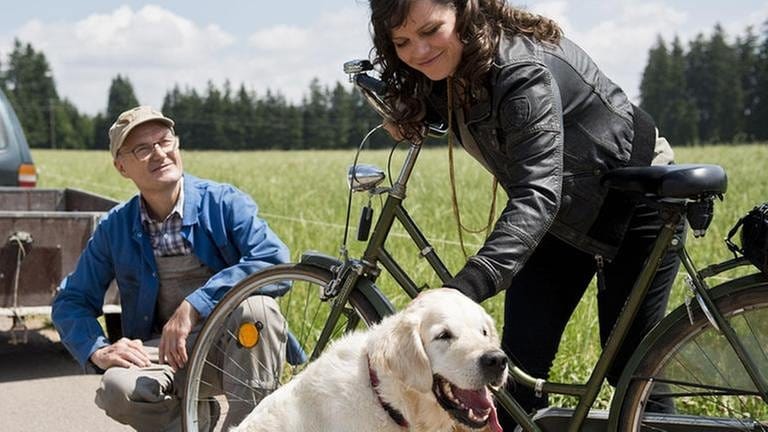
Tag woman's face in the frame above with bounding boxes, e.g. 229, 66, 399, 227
390, 0, 463, 81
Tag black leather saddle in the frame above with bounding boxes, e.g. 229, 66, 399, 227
601, 164, 728, 199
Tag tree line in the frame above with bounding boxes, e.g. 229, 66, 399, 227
0, 39, 390, 151
1, 20, 766, 151
640, 23, 768, 145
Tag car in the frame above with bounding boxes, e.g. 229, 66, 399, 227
0, 88, 36, 187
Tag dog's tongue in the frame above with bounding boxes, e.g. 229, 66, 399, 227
453, 387, 503, 432
454, 386, 492, 410
487, 402, 503, 432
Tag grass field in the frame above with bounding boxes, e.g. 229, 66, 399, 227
32, 142, 767, 408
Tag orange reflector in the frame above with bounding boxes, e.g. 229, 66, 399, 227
237, 322, 261, 348
18, 163, 37, 188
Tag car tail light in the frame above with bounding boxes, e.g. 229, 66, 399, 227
18, 163, 37, 187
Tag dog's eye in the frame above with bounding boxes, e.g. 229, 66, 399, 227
435, 330, 453, 341
482, 328, 488, 336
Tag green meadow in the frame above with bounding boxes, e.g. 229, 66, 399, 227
33, 143, 768, 408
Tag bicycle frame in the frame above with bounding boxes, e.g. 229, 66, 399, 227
498, 201, 686, 432
311, 141, 453, 362
504, 199, 768, 432
313, 136, 768, 431
361, 141, 453, 294
678, 249, 768, 402
315, 67, 768, 430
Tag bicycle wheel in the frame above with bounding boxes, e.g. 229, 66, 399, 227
182, 263, 386, 432
617, 274, 768, 431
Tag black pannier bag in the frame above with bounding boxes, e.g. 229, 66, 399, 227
726, 202, 768, 274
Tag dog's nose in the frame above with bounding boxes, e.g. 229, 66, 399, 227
480, 350, 508, 379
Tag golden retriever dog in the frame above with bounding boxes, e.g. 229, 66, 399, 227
231, 288, 507, 432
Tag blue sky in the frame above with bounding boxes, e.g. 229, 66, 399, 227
0, 1, 765, 115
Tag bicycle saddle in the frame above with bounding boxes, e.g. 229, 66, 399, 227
601, 164, 728, 198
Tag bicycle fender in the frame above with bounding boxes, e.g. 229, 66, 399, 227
606, 271, 768, 431
300, 251, 397, 320
300, 250, 342, 270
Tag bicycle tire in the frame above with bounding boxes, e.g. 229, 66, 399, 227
181, 263, 385, 432
616, 273, 768, 431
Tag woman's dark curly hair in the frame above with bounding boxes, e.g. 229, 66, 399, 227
369, 0, 562, 141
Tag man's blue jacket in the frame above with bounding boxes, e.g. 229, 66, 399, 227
52, 174, 290, 367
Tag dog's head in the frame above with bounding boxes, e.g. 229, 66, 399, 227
369, 288, 507, 431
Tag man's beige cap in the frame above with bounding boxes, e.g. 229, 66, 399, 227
109, 106, 175, 158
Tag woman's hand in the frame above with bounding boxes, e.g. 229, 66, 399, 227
382, 118, 406, 142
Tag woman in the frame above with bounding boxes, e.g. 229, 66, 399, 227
367, 0, 682, 427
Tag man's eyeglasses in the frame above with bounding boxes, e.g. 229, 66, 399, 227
121, 136, 179, 161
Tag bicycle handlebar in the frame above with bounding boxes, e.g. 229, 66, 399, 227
355, 74, 387, 96
345, 59, 447, 138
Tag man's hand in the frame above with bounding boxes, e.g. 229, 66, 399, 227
90, 338, 151, 370
158, 300, 199, 370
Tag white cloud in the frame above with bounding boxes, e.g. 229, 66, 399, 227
528, 1, 573, 31
2, 4, 371, 115
241, 7, 372, 100
2, 1, 760, 115
722, 2, 768, 39
531, 1, 687, 101
249, 25, 309, 51
67, 5, 235, 65
6, 5, 237, 114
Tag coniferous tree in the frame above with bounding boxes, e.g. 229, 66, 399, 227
686, 34, 714, 142
93, 75, 141, 149
661, 37, 699, 145
754, 21, 768, 141
105, 75, 140, 122
258, 90, 294, 150
639, 36, 670, 123
3, 40, 58, 148
54, 99, 93, 149
706, 24, 743, 143
737, 27, 761, 141
162, 85, 205, 150
218, 80, 244, 150
288, 104, 305, 149
303, 78, 333, 149
234, 84, 258, 150
199, 81, 226, 150
329, 82, 354, 148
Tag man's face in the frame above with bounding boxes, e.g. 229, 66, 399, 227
113, 121, 183, 195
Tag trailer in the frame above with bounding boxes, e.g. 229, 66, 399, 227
0, 187, 120, 343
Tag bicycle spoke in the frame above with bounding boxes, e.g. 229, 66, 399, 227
620, 283, 768, 432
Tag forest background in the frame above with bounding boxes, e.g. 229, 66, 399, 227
1, 22, 767, 151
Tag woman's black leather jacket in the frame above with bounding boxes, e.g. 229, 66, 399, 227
432, 33, 656, 302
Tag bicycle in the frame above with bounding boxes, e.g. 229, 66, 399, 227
181, 60, 768, 432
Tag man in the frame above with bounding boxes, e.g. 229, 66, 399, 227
52, 106, 290, 431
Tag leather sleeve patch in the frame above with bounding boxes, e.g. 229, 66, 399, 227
500, 96, 531, 130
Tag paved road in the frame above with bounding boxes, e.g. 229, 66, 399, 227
0, 317, 132, 432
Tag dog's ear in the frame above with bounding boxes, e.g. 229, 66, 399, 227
369, 311, 432, 393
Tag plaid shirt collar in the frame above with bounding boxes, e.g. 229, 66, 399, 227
139, 178, 190, 256
139, 178, 185, 223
